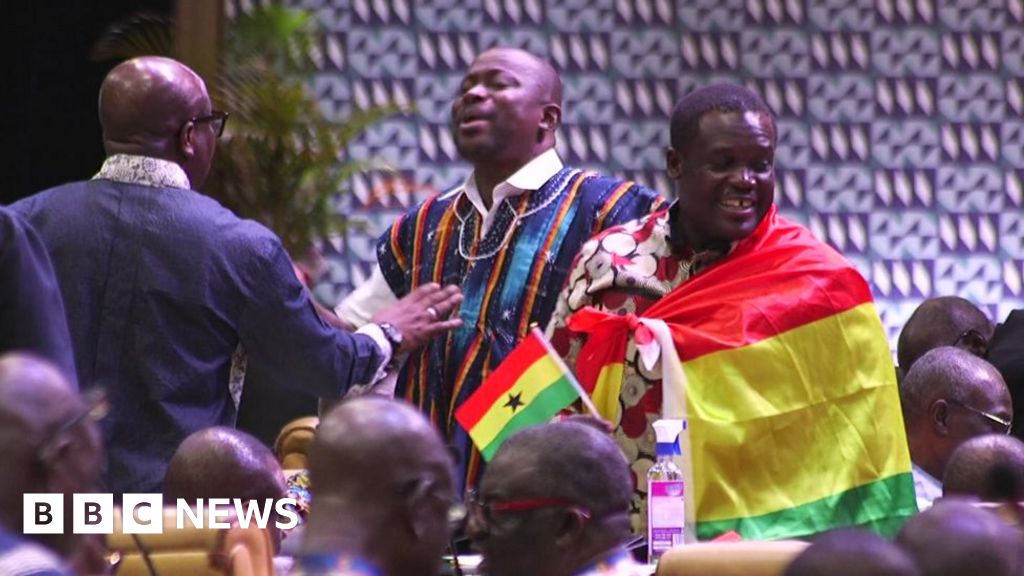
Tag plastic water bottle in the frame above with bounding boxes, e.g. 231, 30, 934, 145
647, 419, 686, 562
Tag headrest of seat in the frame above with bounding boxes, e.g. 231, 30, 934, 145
106, 507, 274, 576
655, 540, 810, 576
274, 416, 319, 469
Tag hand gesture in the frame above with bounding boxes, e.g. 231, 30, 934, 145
372, 283, 463, 354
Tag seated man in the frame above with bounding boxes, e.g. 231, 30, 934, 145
783, 528, 919, 576
294, 397, 457, 576
900, 347, 1013, 510
943, 434, 1024, 502
896, 296, 992, 379
0, 353, 104, 575
896, 499, 1022, 576
549, 83, 914, 538
164, 426, 288, 551
467, 421, 645, 576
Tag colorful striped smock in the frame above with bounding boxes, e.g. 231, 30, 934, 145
376, 166, 664, 491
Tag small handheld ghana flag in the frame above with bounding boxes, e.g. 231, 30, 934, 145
454, 327, 593, 460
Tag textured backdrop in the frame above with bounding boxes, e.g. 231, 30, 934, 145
258, 0, 1024, 350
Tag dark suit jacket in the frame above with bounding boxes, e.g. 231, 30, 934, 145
12, 178, 382, 493
0, 206, 76, 384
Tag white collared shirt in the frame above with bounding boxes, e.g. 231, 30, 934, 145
912, 463, 942, 511
454, 148, 563, 234
336, 150, 564, 328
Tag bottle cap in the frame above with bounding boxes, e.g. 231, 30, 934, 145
652, 419, 684, 457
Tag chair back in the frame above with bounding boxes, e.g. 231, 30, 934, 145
655, 540, 809, 576
274, 416, 319, 470
106, 507, 274, 576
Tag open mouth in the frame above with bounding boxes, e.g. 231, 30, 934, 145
719, 197, 755, 210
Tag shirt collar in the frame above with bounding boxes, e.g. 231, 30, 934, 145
457, 149, 563, 218
92, 154, 192, 190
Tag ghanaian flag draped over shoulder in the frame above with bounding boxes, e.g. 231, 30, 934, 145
567, 206, 917, 540
455, 328, 582, 461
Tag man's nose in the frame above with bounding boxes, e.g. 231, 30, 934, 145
732, 167, 756, 188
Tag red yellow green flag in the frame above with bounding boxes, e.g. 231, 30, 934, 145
455, 328, 581, 460
567, 206, 917, 540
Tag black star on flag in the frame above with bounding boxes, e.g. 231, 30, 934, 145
503, 392, 524, 413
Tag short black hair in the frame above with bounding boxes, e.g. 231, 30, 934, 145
494, 421, 632, 518
669, 83, 776, 151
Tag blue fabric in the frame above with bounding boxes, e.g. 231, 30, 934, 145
0, 207, 76, 387
0, 530, 70, 576
291, 553, 381, 576
377, 168, 663, 491
11, 180, 383, 494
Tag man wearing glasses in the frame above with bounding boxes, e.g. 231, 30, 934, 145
466, 420, 646, 576
900, 346, 1013, 510
9, 56, 462, 495
896, 296, 994, 379
0, 352, 105, 575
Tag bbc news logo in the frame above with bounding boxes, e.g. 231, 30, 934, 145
23, 494, 299, 534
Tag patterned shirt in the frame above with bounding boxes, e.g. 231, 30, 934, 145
547, 204, 730, 535
377, 159, 664, 492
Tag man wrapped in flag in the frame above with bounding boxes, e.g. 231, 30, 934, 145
546, 84, 917, 540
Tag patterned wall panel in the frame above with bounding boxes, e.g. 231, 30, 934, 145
265, 0, 1024, 350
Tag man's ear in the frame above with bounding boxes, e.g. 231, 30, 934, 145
36, 437, 72, 493
666, 146, 684, 179
930, 399, 951, 436
553, 508, 587, 548
539, 103, 561, 135
179, 121, 197, 159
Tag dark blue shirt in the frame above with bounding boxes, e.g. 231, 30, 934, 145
0, 206, 76, 385
11, 175, 383, 494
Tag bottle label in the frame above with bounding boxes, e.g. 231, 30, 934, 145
648, 480, 685, 559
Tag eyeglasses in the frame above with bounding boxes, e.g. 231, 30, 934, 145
464, 489, 591, 527
948, 398, 1012, 435
953, 327, 989, 358
37, 387, 109, 462
184, 110, 229, 138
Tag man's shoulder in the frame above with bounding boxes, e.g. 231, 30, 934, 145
571, 171, 659, 201
0, 531, 70, 576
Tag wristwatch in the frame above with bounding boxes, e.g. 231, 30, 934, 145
377, 322, 403, 352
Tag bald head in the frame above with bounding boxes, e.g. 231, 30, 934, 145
897, 500, 1023, 576
943, 434, 1024, 501
309, 397, 452, 494
99, 56, 216, 188
0, 353, 102, 554
901, 347, 1010, 425
898, 297, 992, 373
305, 397, 455, 576
783, 528, 919, 576
469, 421, 634, 576
900, 347, 1012, 479
492, 420, 632, 517
164, 426, 283, 503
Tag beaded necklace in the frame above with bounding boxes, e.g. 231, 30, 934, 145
455, 169, 577, 262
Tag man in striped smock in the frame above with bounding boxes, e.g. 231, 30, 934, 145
336, 47, 664, 492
